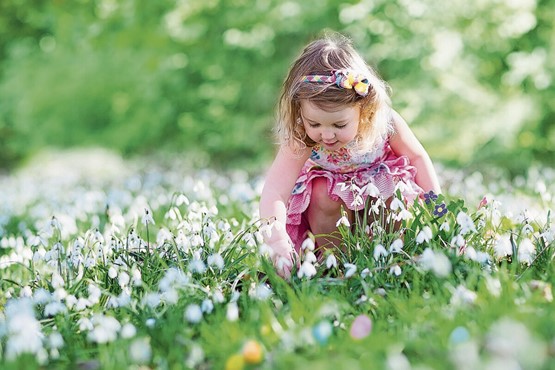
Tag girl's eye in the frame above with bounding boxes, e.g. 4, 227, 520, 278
308, 123, 320, 128
335, 124, 347, 129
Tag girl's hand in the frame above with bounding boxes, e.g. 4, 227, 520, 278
269, 239, 298, 280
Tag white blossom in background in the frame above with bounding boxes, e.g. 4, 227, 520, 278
87, 314, 122, 344
297, 261, 317, 279
517, 238, 536, 265
336, 215, 350, 228
418, 248, 452, 278
493, 235, 513, 259
450, 285, 477, 306
416, 226, 433, 244
129, 337, 152, 365
389, 265, 402, 276
344, 263, 357, 278
456, 211, 476, 235
207, 253, 225, 271
389, 239, 404, 254
374, 244, 389, 260
325, 254, 337, 269
4, 298, 46, 362
184, 304, 203, 324
120, 322, 137, 339
226, 301, 239, 322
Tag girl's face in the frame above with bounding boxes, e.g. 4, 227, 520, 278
300, 100, 360, 151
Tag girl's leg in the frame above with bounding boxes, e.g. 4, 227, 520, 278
306, 177, 353, 249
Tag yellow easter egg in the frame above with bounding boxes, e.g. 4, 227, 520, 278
242, 340, 264, 364
225, 353, 244, 370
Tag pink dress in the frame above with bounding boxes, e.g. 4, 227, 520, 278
285, 138, 422, 251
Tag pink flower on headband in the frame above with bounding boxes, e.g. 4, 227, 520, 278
301, 70, 370, 97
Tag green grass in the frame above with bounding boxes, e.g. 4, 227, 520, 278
0, 151, 554, 369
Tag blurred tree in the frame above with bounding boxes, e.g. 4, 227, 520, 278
0, 0, 552, 175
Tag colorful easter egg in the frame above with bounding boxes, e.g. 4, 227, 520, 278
350, 314, 372, 340
242, 340, 263, 364
312, 321, 333, 345
225, 353, 244, 370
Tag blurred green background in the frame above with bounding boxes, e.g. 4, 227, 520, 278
0, 0, 553, 175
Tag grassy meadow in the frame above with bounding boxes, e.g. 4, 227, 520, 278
0, 149, 553, 369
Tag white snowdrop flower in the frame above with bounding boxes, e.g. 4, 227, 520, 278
184, 304, 203, 324
108, 266, 118, 279
145, 318, 156, 328
389, 265, 402, 276
389, 197, 405, 211
185, 344, 205, 369
131, 267, 142, 286
450, 285, 477, 306
350, 194, 364, 208
521, 223, 534, 235
156, 228, 173, 247
88, 284, 101, 304
440, 221, 450, 232
517, 238, 535, 265
326, 254, 338, 269
304, 251, 317, 263
212, 289, 225, 304
389, 239, 404, 253
207, 253, 225, 271
141, 208, 155, 226
190, 233, 204, 247
456, 211, 476, 235
116, 291, 132, 308
540, 227, 554, 243
344, 263, 357, 278
254, 284, 273, 301
78, 317, 94, 331
175, 231, 190, 252
189, 258, 206, 274
336, 215, 350, 228
120, 323, 137, 339
48, 332, 64, 349
362, 182, 380, 197
416, 226, 433, 244
4, 298, 44, 361
84, 256, 96, 268
485, 276, 502, 297
44, 301, 67, 317
201, 299, 214, 314
226, 302, 239, 322
176, 194, 190, 206
451, 234, 466, 248
395, 208, 413, 221
88, 315, 121, 344
129, 337, 152, 365
419, 248, 452, 278
361, 268, 372, 278
493, 235, 513, 259
374, 244, 389, 260
301, 237, 315, 251
162, 289, 179, 305
143, 293, 162, 308
465, 246, 478, 261
65, 295, 77, 309
20, 286, 32, 298
75, 298, 91, 311
297, 261, 317, 279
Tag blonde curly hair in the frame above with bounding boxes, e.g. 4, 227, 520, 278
276, 32, 393, 153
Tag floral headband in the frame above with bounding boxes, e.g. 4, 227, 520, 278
301, 69, 370, 97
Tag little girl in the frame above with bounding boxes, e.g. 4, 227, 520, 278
259, 33, 441, 279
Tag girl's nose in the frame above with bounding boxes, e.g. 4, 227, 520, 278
321, 130, 335, 140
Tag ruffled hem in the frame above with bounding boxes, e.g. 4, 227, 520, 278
285, 153, 422, 251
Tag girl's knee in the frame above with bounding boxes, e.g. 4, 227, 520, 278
310, 178, 341, 214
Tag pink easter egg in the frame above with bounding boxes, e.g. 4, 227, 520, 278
350, 314, 372, 340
